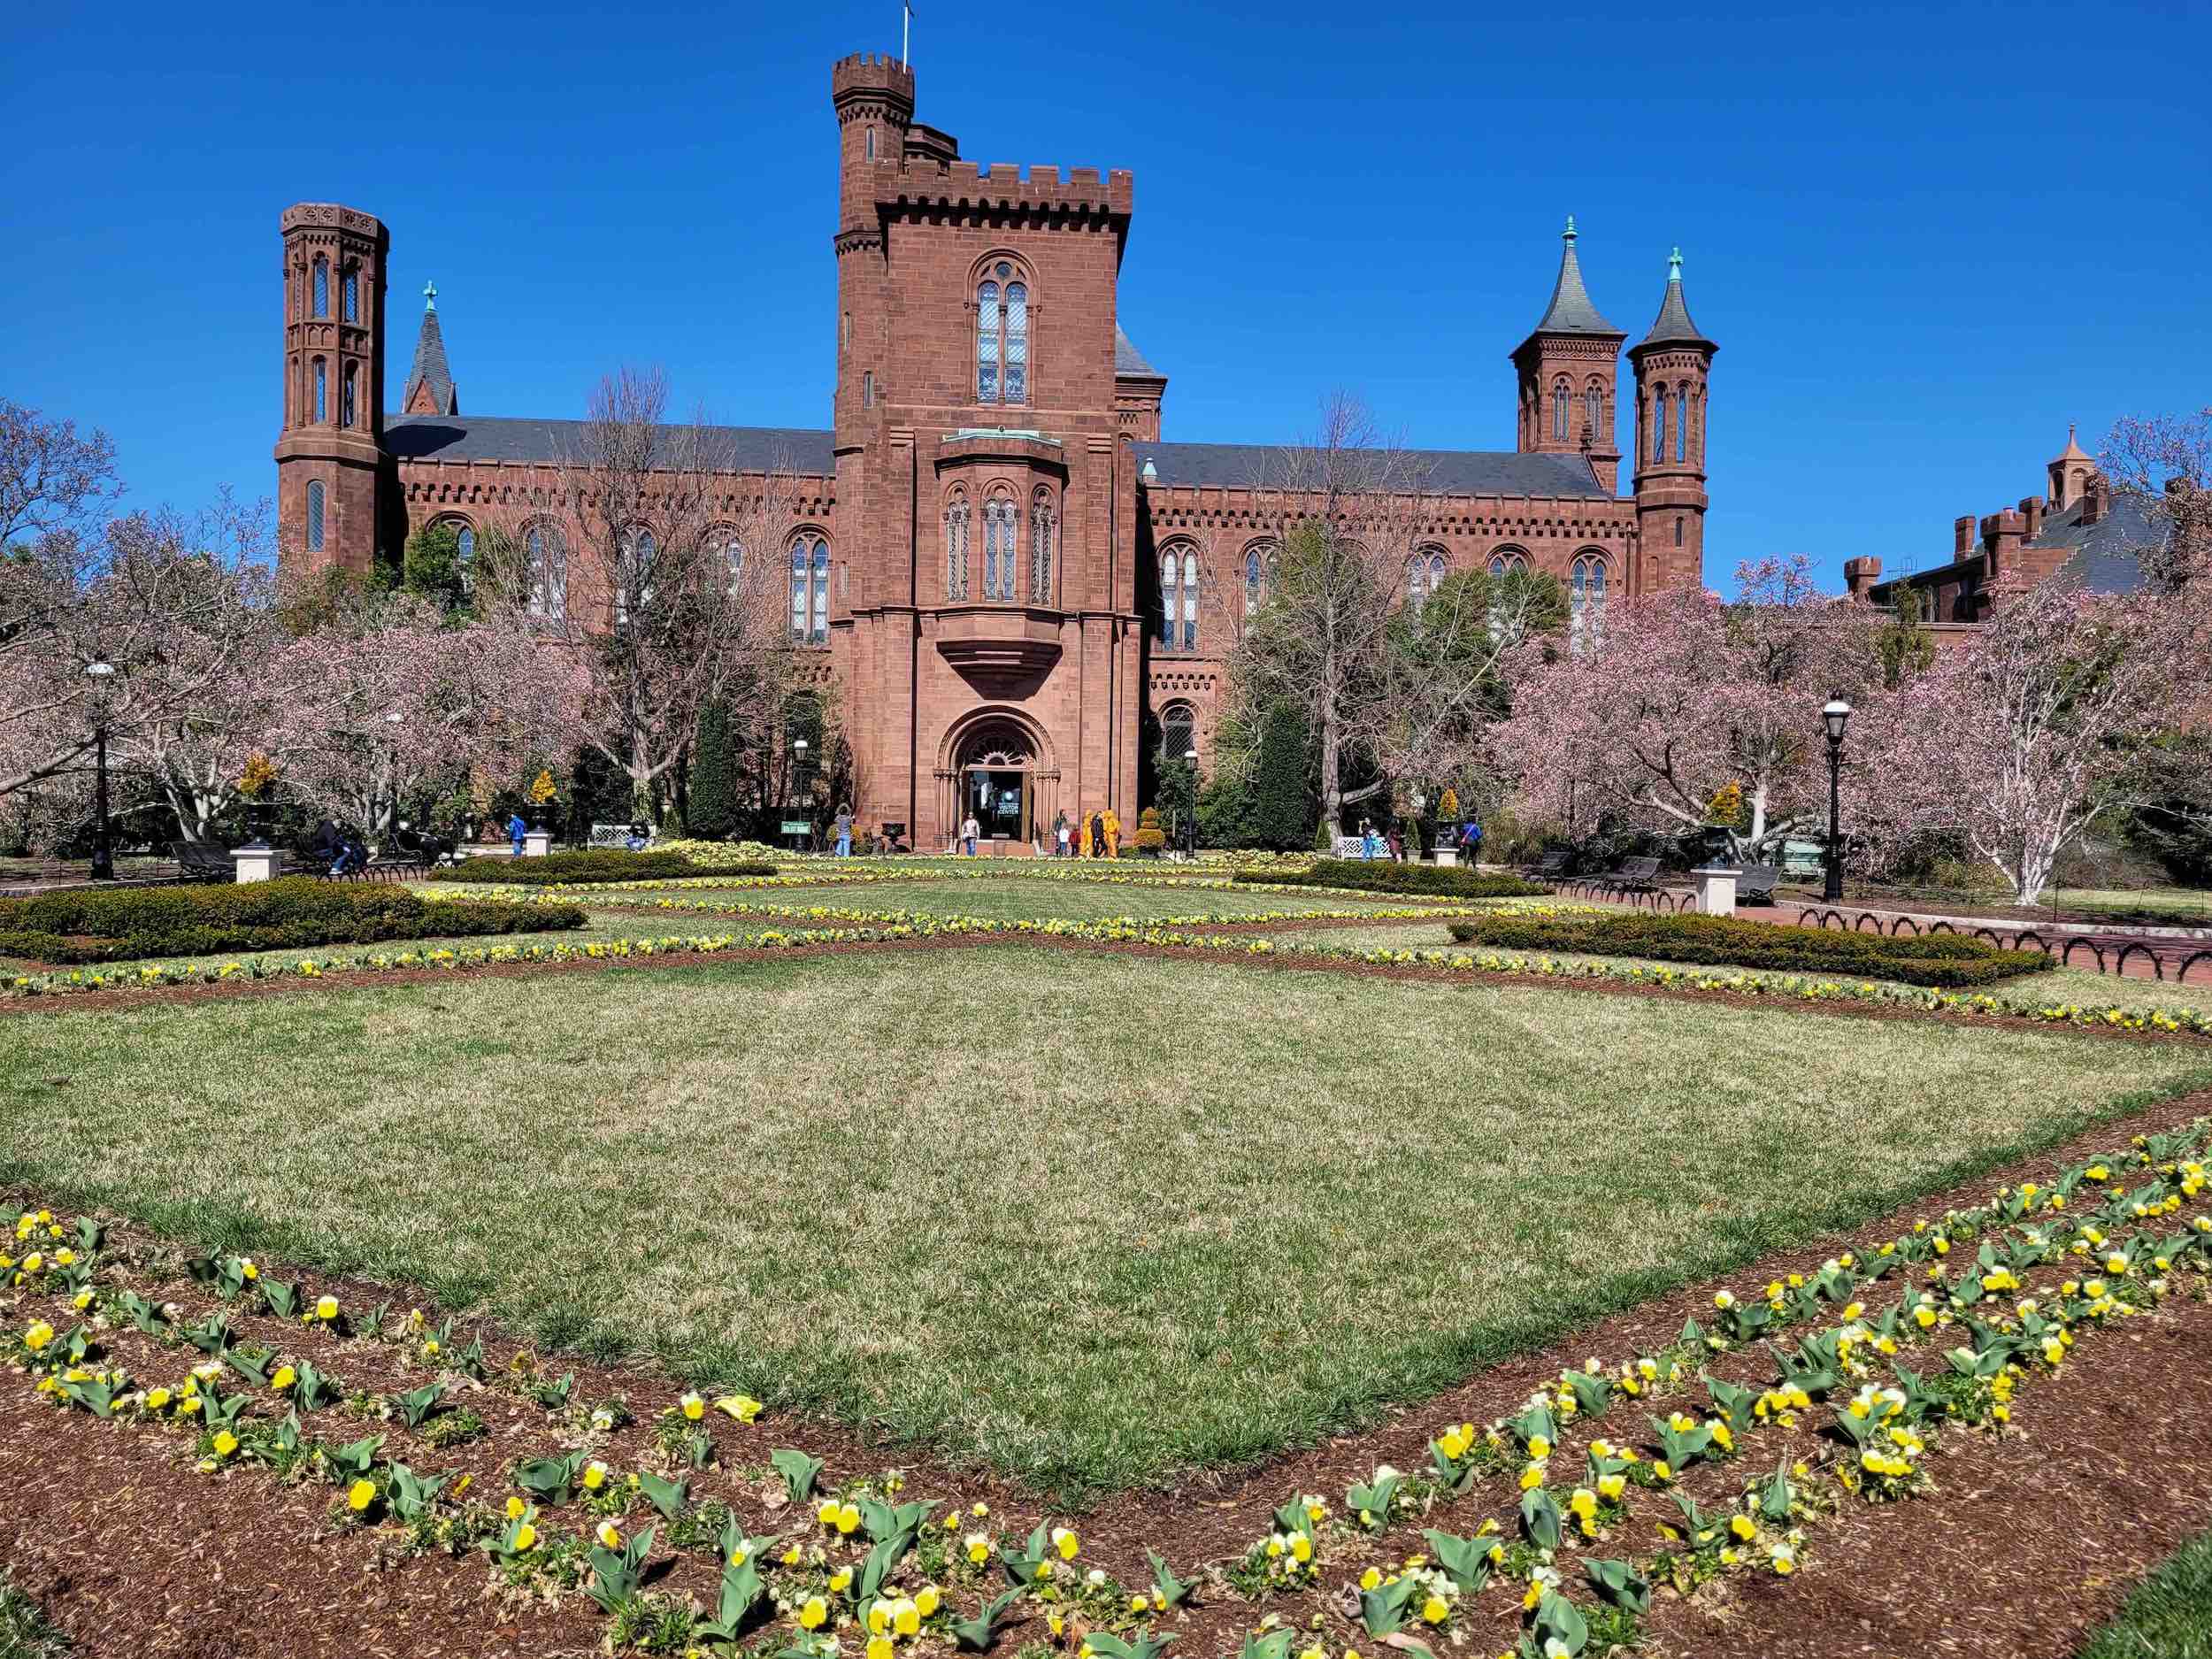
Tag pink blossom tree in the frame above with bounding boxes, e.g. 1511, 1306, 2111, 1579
1492, 556, 1886, 857
1869, 578, 2204, 904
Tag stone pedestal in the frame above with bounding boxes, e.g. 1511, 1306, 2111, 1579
231, 846, 285, 884
472, 843, 517, 859
1691, 864, 1740, 918
1432, 844, 1458, 868
523, 830, 552, 858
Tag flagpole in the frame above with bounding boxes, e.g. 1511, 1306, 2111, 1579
902, 1, 910, 66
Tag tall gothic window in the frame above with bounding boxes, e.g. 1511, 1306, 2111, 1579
982, 491, 1018, 600
454, 523, 475, 593
1243, 541, 1279, 615
789, 534, 830, 642
944, 491, 971, 600
616, 528, 657, 626
311, 258, 328, 319
976, 262, 1029, 404
341, 363, 357, 427
1677, 390, 1689, 463
342, 265, 358, 323
1570, 552, 1608, 649
304, 481, 325, 551
1652, 388, 1670, 461
712, 526, 745, 595
1159, 547, 1198, 651
1407, 549, 1448, 611
1584, 383, 1602, 442
1551, 378, 1569, 442
525, 523, 567, 620
1030, 488, 1055, 603
312, 359, 327, 423
1487, 548, 1529, 578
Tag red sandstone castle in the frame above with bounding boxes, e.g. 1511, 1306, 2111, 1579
274, 53, 1715, 849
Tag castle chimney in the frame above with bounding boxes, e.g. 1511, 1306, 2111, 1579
1954, 514, 1976, 557
1983, 509, 2025, 577
2018, 495, 2042, 540
2082, 473, 2108, 525
1843, 556, 1882, 599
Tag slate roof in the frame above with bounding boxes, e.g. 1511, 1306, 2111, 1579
1114, 326, 1160, 377
1870, 491, 2168, 602
1133, 440, 1608, 499
383, 414, 836, 475
1634, 258, 1712, 351
403, 306, 459, 417
1517, 219, 1621, 348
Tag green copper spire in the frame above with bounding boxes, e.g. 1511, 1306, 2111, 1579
423, 279, 437, 312
1668, 247, 1683, 283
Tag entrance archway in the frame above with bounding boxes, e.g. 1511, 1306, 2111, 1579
953, 720, 1039, 845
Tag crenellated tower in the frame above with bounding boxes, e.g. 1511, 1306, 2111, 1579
273, 202, 388, 578
1512, 216, 1624, 491
831, 54, 914, 448
1627, 248, 1716, 592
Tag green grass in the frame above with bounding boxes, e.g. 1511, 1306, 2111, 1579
586, 875, 1427, 923
4, 944, 2205, 1500
0, 1573, 68, 1659
1264, 922, 2212, 1014
2080, 1530, 2212, 1659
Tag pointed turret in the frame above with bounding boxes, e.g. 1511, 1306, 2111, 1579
401, 280, 458, 417
1627, 248, 1718, 594
2047, 423, 2095, 510
1511, 217, 1625, 488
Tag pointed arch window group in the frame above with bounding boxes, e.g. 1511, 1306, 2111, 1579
1407, 549, 1448, 610
1242, 541, 1279, 616
945, 484, 1057, 604
976, 259, 1030, 405
1570, 551, 1608, 648
525, 522, 567, 621
790, 534, 831, 643
1159, 545, 1199, 652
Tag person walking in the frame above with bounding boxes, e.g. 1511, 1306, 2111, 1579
506, 810, 527, 858
1461, 818, 1484, 864
833, 803, 854, 858
1054, 810, 1071, 858
961, 811, 979, 857
1360, 819, 1382, 861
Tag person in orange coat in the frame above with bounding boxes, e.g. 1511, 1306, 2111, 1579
1102, 807, 1121, 859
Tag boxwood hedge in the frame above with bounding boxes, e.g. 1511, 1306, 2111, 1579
427, 850, 772, 886
1444, 910, 2054, 988
0, 878, 587, 965
1237, 858, 1548, 901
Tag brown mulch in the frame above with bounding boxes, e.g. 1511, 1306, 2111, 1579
5, 1087, 2212, 1658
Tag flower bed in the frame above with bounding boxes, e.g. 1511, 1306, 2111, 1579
4, 1118, 2208, 1658
428, 850, 767, 886
1447, 910, 2053, 989
0, 878, 586, 965
1240, 860, 1548, 901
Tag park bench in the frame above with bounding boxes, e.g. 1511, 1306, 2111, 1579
1597, 855, 1663, 896
169, 841, 237, 883
1525, 849, 1570, 879
1735, 863, 1781, 906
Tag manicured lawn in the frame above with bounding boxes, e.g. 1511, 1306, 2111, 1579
1265, 922, 2212, 1014
4, 943, 2203, 1498
2080, 1528, 2212, 1659
587, 874, 1429, 923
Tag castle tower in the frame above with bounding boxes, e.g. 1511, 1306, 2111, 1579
1512, 216, 1624, 491
1627, 248, 1716, 592
273, 203, 388, 578
401, 281, 458, 416
831, 53, 915, 446
2047, 423, 2094, 510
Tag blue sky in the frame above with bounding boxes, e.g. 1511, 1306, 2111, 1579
4, 0, 2206, 590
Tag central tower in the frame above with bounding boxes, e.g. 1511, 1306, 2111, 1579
1512, 217, 1624, 492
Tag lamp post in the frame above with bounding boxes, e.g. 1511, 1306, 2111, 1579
1822, 695, 1853, 903
791, 737, 810, 853
384, 710, 406, 847
1182, 746, 1199, 859
85, 657, 116, 880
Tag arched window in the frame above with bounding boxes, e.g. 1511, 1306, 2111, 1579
710, 526, 745, 595
311, 258, 328, 319
790, 534, 830, 642
1160, 546, 1199, 651
1487, 548, 1530, 578
312, 358, 326, 423
341, 362, 357, 427
616, 528, 657, 626
1407, 549, 1448, 610
982, 490, 1018, 601
944, 491, 971, 600
1676, 390, 1688, 463
1030, 488, 1055, 603
454, 523, 475, 592
975, 260, 1032, 405
304, 481, 325, 552
1652, 388, 1670, 461
1585, 382, 1602, 442
525, 523, 567, 620
341, 265, 358, 323
1571, 552, 1608, 648
1161, 701, 1197, 764
1243, 541, 1279, 615
1551, 379, 1569, 442
1674, 515, 1685, 548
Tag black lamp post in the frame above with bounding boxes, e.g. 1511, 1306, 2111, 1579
1182, 746, 1199, 858
385, 710, 410, 843
791, 737, 810, 853
85, 657, 116, 880
1822, 694, 1853, 903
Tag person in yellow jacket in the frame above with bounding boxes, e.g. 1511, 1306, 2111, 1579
1102, 807, 1121, 859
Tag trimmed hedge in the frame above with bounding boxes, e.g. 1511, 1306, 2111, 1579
1237, 858, 1549, 901
0, 877, 587, 964
428, 850, 772, 886
1443, 910, 2055, 989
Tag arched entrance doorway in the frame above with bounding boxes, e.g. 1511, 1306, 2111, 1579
952, 720, 1041, 847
